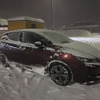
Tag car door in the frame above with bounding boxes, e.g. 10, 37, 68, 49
19, 31, 45, 65
20, 31, 55, 66
1, 31, 23, 62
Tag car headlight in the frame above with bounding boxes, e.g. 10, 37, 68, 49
75, 56, 99, 63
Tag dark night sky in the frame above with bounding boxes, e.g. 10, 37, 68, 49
0, 0, 100, 29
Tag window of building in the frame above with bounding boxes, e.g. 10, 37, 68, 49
31, 24, 36, 28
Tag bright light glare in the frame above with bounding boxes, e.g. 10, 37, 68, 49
64, 54, 68, 58
70, 37, 100, 42
0, 27, 8, 30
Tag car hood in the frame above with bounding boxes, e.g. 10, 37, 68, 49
59, 40, 100, 59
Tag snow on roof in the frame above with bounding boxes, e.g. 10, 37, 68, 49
7, 16, 44, 23
0, 18, 8, 25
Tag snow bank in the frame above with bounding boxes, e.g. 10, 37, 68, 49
70, 37, 100, 52
58, 29, 91, 37
0, 63, 100, 100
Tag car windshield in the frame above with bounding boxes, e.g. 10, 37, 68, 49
40, 30, 73, 44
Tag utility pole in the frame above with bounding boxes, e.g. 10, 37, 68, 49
51, 0, 54, 30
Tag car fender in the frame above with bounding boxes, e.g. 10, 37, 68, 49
45, 59, 88, 83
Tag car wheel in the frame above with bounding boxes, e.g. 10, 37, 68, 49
0, 53, 9, 67
50, 63, 72, 86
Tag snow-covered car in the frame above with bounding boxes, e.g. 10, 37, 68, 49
0, 29, 100, 86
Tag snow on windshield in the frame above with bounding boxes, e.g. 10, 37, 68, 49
40, 31, 72, 44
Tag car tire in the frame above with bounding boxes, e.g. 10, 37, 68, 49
0, 53, 9, 67
49, 63, 72, 86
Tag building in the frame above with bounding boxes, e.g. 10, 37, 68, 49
7, 16, 44, 31
0, 18, 8, 37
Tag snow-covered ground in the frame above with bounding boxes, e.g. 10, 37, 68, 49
0, 62, 98, 100
70, 37, 100, 51
0, 61, 100, 100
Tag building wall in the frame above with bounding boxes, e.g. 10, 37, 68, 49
8, 20, 44, 31
8, 21, 26, 31
25, 21, 44, 29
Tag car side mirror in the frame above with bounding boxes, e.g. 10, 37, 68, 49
34, 41, 45, 48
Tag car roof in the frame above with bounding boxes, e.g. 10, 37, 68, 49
3, 29, 63, 39
4, 29, 53, 35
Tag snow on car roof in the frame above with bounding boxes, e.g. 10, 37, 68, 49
4, 29, 72, 44
5, 29, 60, 37
3, 29, 57, 38
7, 16, 44, 23
4, 29, 50, 34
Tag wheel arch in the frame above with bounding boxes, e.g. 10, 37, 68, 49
0, 52, 10, 67
46, 60, 74, 82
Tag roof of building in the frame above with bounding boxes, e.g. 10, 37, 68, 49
0, 18, 8, 26
7, 16, 44, 23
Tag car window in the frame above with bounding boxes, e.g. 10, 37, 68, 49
23, 32, 40, 44
23, 31, 51, 46
1, 35, 9, 41
8, 32, 20, 41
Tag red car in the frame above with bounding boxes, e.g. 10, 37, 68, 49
0, 29, 100, 86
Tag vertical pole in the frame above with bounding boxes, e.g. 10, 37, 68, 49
51, 0, 53, 30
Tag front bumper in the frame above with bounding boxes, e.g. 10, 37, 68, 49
85, 62, 100, 80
